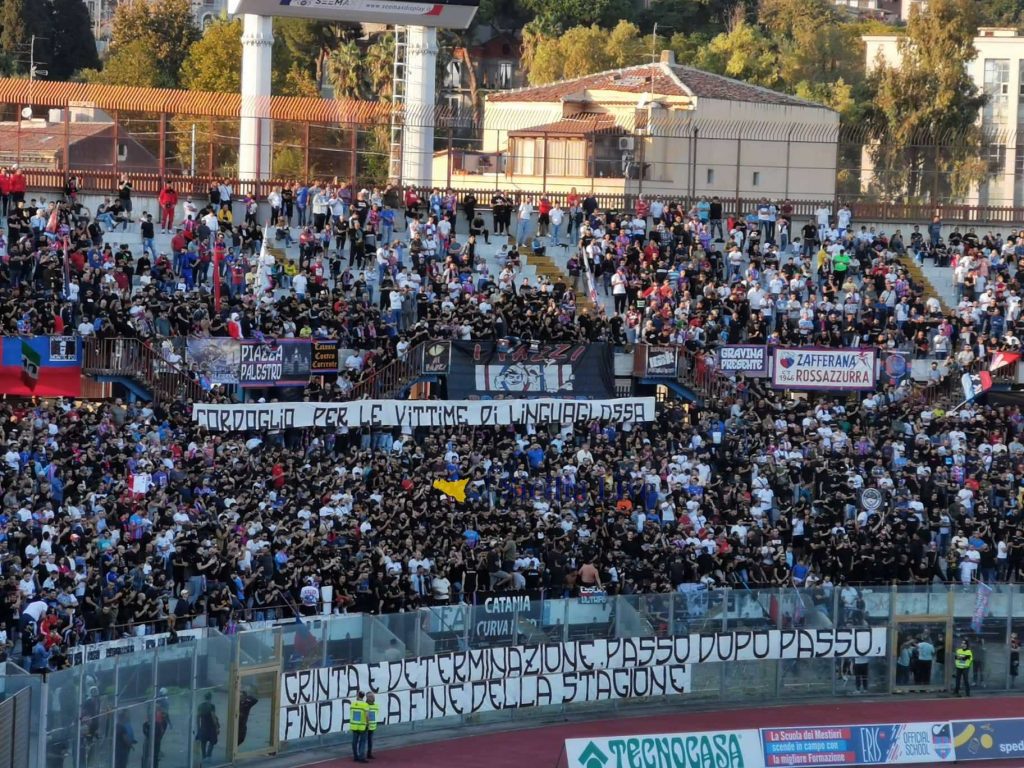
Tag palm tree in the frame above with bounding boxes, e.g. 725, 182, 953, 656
365, 34, 395, 101
326, 39, 363, 99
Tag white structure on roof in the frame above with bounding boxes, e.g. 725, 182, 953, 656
226, 0, 476, 183
863, 26, 1024, 206
436, 50, 839, 204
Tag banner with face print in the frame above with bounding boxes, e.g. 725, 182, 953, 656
448, 341, 615, 399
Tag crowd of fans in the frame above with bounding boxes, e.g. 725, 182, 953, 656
2, 172, 1024, 675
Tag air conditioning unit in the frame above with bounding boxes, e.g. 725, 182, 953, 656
618, 136, 635, 151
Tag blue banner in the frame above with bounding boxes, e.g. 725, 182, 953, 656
760, 723, 953, 766
953, 719, 1024, 761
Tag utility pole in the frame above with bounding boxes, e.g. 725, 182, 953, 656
26, 35, 48, 118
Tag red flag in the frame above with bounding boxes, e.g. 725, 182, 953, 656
990, 350, 1021, 372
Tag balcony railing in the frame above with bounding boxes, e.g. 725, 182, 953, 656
82, 336, 201, 403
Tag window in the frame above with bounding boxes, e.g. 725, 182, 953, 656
752, 171, 760, 187
512, 138, 539, 175
1014, 145, 1024, 178
1019, 60, 1024, 98
706, 168, 714, 184
498, 62, 513, 90
544, 138, 586, 176
987, 143, 1007, 173
444, 59, 463, 90
118, 143, 128, 162
983, 59, 1010, 126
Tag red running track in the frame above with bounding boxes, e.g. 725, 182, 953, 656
304, 696, 1024, 768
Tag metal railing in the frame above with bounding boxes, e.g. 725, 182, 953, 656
24, 166, 1024, 225
82, 336, 201, 403
23, 583, 1024, 768
346, 341, 428, 400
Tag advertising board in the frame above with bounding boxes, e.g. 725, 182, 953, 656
952, 719, 1024, 761
760, 723, 954, 766
771, 347, 877, 391
566, 730, 762, 768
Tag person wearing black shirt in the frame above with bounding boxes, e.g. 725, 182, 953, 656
282, 185, 294, 223
463, 192, 477, 224
470, 213, 489, 244
140, 214, 155, 257
491, 193, 508, 235
709, 196, 724, 239
801, 221, 818, 258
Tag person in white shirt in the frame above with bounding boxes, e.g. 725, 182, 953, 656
201, 211, 219, 245
837, 204, 852, 233
516, 198, 534, 246
549, 205, 564, 244
611, 269, 628, 314
181, 197, 199, 224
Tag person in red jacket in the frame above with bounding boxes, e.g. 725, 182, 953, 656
537, 194, 552, 237
157, 184, 178, 234
0, 168, 10, 217
9, 167, 26, 206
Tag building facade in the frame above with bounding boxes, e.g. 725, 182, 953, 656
434, 51, 839, 203
864, 27, 1024, 206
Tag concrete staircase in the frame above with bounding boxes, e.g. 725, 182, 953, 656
915, 258, 956, 310
921, 257, 958, 309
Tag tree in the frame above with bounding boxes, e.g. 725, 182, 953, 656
693, 21, 780, 88
526, 22, 649, 85
865, 0, 988, 200
105, 0, 200, 87
276, 19, 356, 92
1, 0, 56, 75
669, 31, 712, 66
84, 39, 168, 87
0, 0, 28, 68
605, 21, 647, 70
326, 39, 363, 99
365, 34, 395, 100
521, 0, 632, 30
180, 17, 243, 93
636, 0, 734, 38
49, 0, 99, 78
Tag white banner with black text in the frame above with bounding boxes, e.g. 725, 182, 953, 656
277, 627, 886, 741
193, 397, 656, 431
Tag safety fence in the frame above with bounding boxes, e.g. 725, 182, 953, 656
19, 164, 1024, 228
5, 76, 1024, 214
12, 583, 1024, 768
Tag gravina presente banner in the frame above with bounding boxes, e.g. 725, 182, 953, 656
277, 628, 885, 741
192, 397, 656, 431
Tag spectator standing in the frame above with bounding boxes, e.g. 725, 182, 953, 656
954, 639, 973, 697
117, 174, 134, 225
516, 197, 534, 246
365, 693, 380, 760
350, 691, 368, 763
158, 184, 178, 233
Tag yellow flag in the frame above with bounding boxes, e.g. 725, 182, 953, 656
432, 478, 468, 502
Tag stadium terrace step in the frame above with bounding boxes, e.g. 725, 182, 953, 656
896, 254, 952, 313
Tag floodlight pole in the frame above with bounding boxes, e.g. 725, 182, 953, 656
402, 25, 438, 189
239, 14, 274, 182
